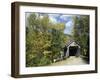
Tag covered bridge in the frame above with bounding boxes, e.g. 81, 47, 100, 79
63, 40, 80, 59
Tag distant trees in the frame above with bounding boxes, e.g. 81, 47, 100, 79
26, 13, 67, 67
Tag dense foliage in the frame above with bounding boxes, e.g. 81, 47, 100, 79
72, 16, 89, 62
26, 13, 68, 67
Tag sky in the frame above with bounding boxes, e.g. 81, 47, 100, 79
48, 14, 74, 34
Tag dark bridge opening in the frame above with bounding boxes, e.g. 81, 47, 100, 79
69, 46, 78, 56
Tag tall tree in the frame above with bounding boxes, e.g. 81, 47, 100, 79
72, 15, 89, 60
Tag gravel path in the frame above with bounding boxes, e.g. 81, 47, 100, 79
50, 56, 87, 66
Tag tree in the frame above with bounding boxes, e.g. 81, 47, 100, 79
50, 23, 65, 62
72, 15, 89, 61
26, 13, 52, 67
26, 13, 68, 66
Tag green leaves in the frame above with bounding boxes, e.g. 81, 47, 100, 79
26, 13, 68, 67
72, 16, 89, 59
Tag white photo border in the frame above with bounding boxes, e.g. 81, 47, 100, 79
19, 5, 96, 75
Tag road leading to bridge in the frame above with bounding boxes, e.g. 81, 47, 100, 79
49, 56, 87, 66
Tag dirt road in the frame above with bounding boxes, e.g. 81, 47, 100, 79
50, 56, 87, 66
